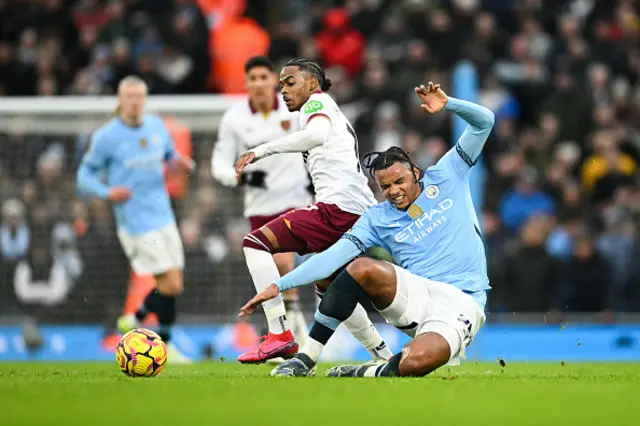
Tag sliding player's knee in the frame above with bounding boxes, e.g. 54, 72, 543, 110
346, 258, 377, 283
155, 269, 183, 297
242, 227, 274, 253
346, 258, 393, 297
399, 333, 451, 377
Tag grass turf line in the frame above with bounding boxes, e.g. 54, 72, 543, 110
1, 362, 638, 426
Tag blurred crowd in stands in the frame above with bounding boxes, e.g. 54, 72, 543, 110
1, 0, 640, 323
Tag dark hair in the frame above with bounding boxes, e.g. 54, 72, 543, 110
362, 146, 423, 180
285, 57, 332, 91
245, 56, 274, 73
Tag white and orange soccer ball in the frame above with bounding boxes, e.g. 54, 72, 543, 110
115, 328, 167, 377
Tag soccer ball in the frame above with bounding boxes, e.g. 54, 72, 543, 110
115, 328, 167, 377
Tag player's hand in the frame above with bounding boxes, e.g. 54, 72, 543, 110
235, 151, 256, 182
239, 284, 280, 317
415, 82, 448, 114
108, 186, 132, 203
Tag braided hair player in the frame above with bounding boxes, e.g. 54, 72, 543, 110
234, 57, 393, 364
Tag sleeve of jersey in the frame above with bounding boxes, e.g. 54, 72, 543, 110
251, 114, 331, 160
211, 114, 240, 187
160, 118, 178, 162
275, 238, 363, 292
437, 97, 495, 180
76, 130, 110, 199
341, 213, 383, 253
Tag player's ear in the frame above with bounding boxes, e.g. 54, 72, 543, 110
413, 167, 420, 183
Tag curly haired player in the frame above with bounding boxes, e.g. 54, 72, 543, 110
212, 56, 312, 349
234, 57, 393, 364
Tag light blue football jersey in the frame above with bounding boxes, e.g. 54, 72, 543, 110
344, 145, 490, 301
275, 98, 494, 309
76, 114, 177, 236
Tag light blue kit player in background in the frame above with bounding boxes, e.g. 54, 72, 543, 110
76, 76, 194, 364
240, 82, 495, 378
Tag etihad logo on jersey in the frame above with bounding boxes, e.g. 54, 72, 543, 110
124, 152, 164, 169
394, 199, 453, 243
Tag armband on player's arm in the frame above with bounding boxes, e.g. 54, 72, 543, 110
444, 97, 495, 165
275, 238, 363, 292
251, 115, 331, 160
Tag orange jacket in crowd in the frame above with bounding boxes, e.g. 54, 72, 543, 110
196, 0, 270, 93
209, 17, 270, 93
163, 116, 192, 200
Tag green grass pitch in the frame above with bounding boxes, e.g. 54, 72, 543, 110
1, 362, 638, 426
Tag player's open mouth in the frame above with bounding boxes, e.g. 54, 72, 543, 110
391, 195, 405, 205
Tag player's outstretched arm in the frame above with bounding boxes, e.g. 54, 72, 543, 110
239, 237, 362, 317
235, 116, 331, 179
415, 82, 495, 165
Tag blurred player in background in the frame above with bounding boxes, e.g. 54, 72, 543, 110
77, 76, 194, 364
241, 83, 494, 377
234, 57, 393, 364
212, 56, 311, 347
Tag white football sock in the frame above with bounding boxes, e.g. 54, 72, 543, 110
243, 247, 289, 334
301, 337, 324, 363
284, 300, 308, 345
344, 304, 394, 360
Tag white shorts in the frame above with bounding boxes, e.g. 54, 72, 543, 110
379, 265, 486, 365
117, 223, 184, 275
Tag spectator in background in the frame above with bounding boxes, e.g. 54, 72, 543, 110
208, 1, 269, 93
547, 214, 586, 263
499, 166, 555, 233
268, 21, 300, 63
1, 199, 29, 263
597, 206, 637, 311
540, 70, 592, 143
561, 234, 612, 313
482, 209, 510, 313
583, 131, 637, 202
500, 215, 558, 313
315, 7, 364, 77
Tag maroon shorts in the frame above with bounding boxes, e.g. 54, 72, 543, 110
248, 209, 294, 231
257, 202, 360, 255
